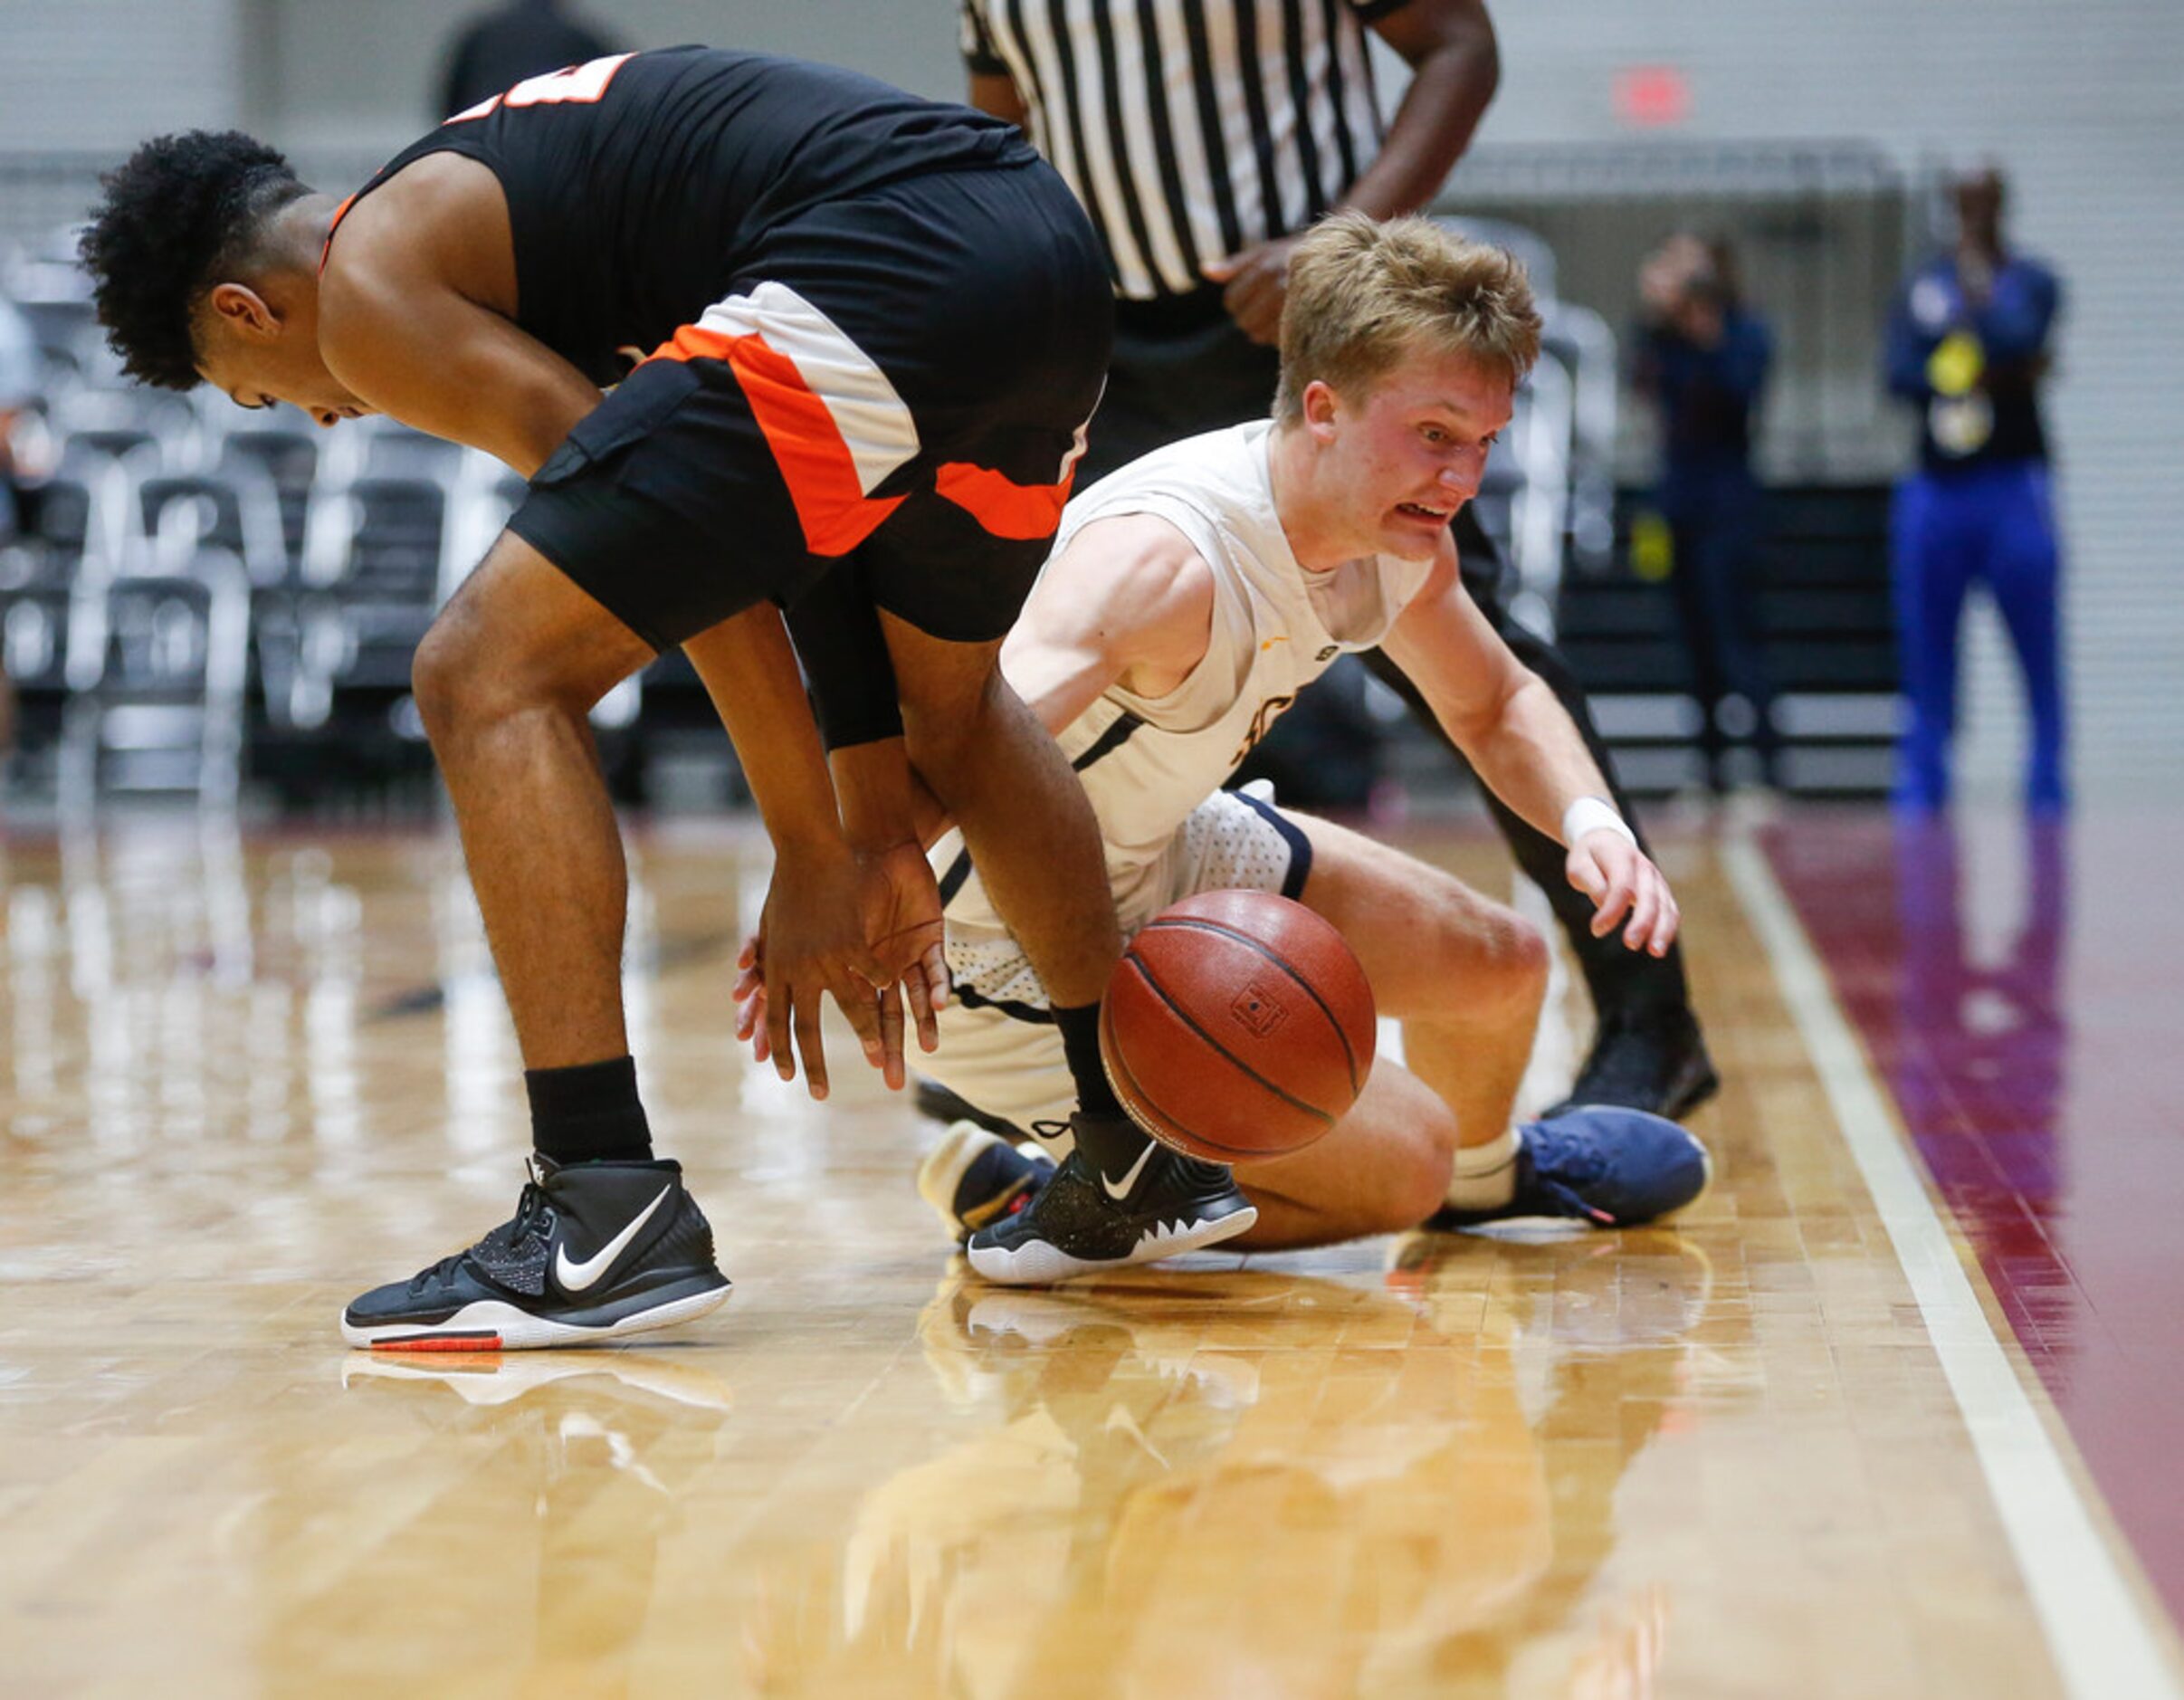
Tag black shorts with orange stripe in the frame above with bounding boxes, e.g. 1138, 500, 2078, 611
506, 158, 1112, 652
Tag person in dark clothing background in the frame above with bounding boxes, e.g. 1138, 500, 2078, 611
1632, 232, 1778, 792
437, 0, 623, 119
954, 0, 1718, 1118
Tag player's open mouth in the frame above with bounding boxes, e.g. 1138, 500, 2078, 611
1395, 501, 1453, 522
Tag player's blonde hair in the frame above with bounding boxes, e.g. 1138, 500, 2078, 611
1274, 211, 1541, 422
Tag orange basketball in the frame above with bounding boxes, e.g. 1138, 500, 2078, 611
1100, 890, 1376, 1162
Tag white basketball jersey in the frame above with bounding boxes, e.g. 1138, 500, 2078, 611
937, 420, 1435, 934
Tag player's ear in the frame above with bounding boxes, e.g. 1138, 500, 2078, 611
1302, 378, 1341, 438
206, 282, 280, 339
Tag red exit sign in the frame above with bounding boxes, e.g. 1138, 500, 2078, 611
1615, 65, 1692, 128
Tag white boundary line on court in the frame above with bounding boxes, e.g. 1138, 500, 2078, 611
1723, 832, 2180, 1700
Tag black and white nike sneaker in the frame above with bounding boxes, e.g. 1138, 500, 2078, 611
965, 1116, 1257, 1285
340, 1157, 731, 1351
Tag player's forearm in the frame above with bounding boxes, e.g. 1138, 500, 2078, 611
1347, 25, 1498, 217
684, 607, 846, 855
320, 273, 603, 479
830, 738, 954, 853
1441, 673, 1616, 844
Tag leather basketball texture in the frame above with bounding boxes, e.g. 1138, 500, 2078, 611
1101, 890, 1377, 1161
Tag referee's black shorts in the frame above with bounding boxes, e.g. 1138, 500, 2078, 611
508, 157, 1112, 650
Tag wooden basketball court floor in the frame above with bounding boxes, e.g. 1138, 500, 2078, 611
2, 803, 2180, 1697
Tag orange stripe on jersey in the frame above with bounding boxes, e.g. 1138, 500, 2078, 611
650, 323, 906, 559
933, 462, 1079, 542
318, 193, 360, 276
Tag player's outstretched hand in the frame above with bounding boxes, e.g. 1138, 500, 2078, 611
1566, 831, 1681, 958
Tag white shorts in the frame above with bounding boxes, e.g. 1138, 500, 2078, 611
926, 787, 1312, 1137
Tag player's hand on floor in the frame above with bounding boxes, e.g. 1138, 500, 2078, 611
1566, 832, 1681, 957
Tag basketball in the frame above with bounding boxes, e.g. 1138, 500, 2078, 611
1100, 890, 1377, 1162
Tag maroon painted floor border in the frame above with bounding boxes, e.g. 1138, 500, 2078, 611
1763, 805, 2184, 1628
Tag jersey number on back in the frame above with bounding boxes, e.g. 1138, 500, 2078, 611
447, 53, 634, 124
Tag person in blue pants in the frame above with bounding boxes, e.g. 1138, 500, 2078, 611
1884, 167, 2065, 814
1634, 233, 1778, 791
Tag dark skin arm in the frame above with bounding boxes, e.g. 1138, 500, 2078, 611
319, 157, 933, 1093
1206, 0, 1501, 342
317, 155, 597, 475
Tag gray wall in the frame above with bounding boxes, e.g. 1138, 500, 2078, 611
0, 0, 243, 148
1472, 1, 2184, 796
244, 0, 966, 148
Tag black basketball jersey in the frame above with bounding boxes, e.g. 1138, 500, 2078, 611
331, 45, 1036, 386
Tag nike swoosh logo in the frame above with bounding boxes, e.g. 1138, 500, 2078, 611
554, 1185, 672, 1293
1102, 1142, 1157, 1201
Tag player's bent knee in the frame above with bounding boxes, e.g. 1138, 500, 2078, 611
1383, 1146, 1457, 1231
1453, 895, 1548, 1008
412, 613, 574, 747
410, 612, 488, 746
1420, 881, 1548, 1017
413, 596, 630, 746
1501, 912, 1552, 1007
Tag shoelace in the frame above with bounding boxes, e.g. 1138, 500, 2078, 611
407, 1179, 556, 1294
1522, 1131, 1617, 1226
1531, 1174, 1618, 1227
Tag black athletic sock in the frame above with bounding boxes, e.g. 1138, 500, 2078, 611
1051, 1002, 1160, 1174
526, 1055, 653, 1168
1053, 1001, 1123, 1118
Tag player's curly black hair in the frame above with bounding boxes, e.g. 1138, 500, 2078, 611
79, 130, 310, 391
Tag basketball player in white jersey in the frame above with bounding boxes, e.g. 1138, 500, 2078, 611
741, 214, 1710, 1283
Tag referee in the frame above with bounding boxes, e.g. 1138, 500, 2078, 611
957, 0, 1718, 1118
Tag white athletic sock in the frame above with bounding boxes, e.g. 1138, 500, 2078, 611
1443, 1127, 1521, 1211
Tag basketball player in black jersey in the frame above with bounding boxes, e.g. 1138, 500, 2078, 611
83, 46, 1250, 1348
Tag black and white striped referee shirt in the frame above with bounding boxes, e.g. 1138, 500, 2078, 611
959, 0, 1403, 301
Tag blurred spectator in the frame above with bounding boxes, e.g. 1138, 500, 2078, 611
437, 0, 623, 119
1884, 167, 2065, 814
0, 291, 37, 536
1631, 232, 1778, 791
0, 291, 34, 759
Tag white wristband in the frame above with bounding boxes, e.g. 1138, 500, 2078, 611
1561, 796, 1636, 850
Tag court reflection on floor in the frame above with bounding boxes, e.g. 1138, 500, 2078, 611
745, 1234, 1725, 1697
324, 1350, 740, 1695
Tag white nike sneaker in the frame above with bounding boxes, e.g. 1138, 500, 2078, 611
340, 1157, 730, 1351
965, 1114, 1257, 1285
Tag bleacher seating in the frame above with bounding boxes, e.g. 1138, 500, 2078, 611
2, 215, 1902, 812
